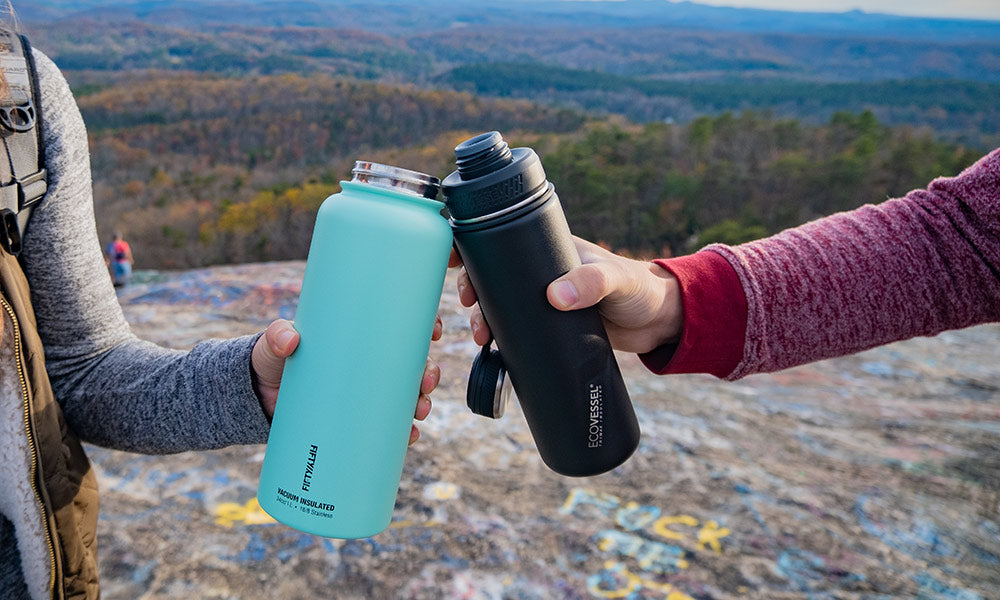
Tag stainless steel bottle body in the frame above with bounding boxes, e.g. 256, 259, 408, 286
258, 162, 452, 538
443, 132, 640, 476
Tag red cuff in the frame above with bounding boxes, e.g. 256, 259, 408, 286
638, 251, 747, 378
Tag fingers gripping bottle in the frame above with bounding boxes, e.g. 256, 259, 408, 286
442, 131, 640, 477
257, 162, 452, 538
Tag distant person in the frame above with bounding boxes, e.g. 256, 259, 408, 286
453, 147, 1000, 378
0, 22, 442, 600
104, 231, 133, 286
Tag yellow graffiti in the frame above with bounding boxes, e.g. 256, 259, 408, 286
587, 560, 695, 600
387, 519, 444, 530
214, 498, 277, 527
561, 489, 730, 554
424, 481, 460, 500
560, 488, 620, 516
651, 515, 699, 541
560, 488, 732, 599
696, 520, 730, 555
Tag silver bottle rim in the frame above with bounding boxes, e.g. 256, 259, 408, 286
351, 161, 441, 200
493, 367, 511, 419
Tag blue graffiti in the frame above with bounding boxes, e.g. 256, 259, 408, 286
228, 530, 332, 565
594, 530, 687, 575
774, 549, 866, 591
855, 493, 959, 559
912, 573, 984, 600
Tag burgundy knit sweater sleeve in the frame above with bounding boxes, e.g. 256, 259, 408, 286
642, 147, 1000, 380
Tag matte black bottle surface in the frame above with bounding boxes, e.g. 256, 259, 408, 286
442, 131, 640, 477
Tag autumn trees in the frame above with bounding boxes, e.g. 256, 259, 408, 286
77, 70, 983, 269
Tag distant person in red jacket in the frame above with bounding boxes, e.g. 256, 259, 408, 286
105, 231, 134, 287
453, 147, 1000, 378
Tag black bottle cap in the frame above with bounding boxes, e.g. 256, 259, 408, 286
441, 131, 550, 222
467, 343, 509, 419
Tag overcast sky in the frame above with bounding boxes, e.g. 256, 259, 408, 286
685, 0, 1000, 21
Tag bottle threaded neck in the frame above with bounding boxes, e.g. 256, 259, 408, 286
454, 131, 513, 181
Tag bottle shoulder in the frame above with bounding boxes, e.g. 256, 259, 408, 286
323, 184, 442, 212
317, 188, 452, 239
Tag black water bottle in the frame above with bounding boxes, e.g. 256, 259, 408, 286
441, 131, 640, 477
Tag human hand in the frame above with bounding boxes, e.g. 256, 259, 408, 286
452, 236, 683, 354
251, 317, 443, 445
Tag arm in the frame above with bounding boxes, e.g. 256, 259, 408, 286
21, 50, 271, 453
648, 147, 1000, 379
714, 147, 1000, 378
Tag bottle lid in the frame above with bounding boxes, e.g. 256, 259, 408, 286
441, 132, 550, 222
351, 161, 441, 199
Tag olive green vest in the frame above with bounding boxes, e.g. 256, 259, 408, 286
1, 220, 101, 600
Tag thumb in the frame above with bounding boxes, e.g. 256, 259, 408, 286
251, 319, 300, 415
547, 262, 627, 311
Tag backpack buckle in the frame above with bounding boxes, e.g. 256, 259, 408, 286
16, 168, 46, 209
1, 208, 21, 255
0, 96, 35, 133
0, 168, 47, 212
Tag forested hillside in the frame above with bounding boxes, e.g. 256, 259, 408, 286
80, 71, 981, 267
542, 111, 982, 256
78, 74, 584, 267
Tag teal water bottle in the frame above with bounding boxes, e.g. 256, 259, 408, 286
257, 161, 452, 538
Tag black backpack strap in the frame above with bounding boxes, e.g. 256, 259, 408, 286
0, 31, 46, 255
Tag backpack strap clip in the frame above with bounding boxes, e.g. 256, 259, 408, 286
0, 94, 35, 133
1, 166, 47, 210
0, 167, 46, 255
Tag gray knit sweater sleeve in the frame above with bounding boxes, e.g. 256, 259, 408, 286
20, 49, 271, 453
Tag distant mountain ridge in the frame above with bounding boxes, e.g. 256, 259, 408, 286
22, 3, 1000, 145
16, 0, 1000, 40
21, 6, 1000, 88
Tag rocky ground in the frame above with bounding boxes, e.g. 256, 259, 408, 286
90, 262, 1000, 600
